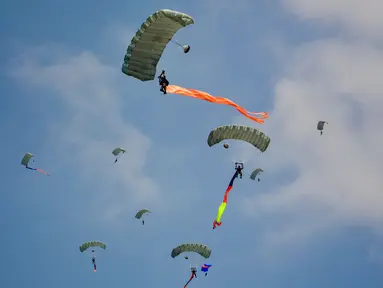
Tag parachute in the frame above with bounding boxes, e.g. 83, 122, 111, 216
21, 152, 49, 175
122, 9, 194, 81
112, 148, 126, 156
171, 244, 211, 259
135, 209, 151, 219
79, 241, 106, 272
112, 148, 126, 163
207, 125, 271, 152
21, 152, 33, 166
250, 168, 264, 180
79, 241, 106, 253
317, 121, 327, 135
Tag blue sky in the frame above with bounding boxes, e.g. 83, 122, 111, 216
2, 0, 383, 287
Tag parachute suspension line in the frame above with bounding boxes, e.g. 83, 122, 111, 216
170, 39, 184, 48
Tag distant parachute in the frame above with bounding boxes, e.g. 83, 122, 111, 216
135, 209, 151, 225
21, 152, 49, 175
79, 241, 106, 253
21, 152, 34, 166
79, 241, 106, 273
171, 244, 211, 259
112, 148, 126, 163
250, 168, 264, 181
317, 121, 328, 135
207, 125, 271, 152
122, 9, 194, 81
135, 209, 151, 219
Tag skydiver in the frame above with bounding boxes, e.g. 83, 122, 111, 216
142, 220, 145, 225
320, 131, 323, 135
191, 267, 197, 278
92, 256, 96, 272
183, 267, 197, 288
158, 70, 169, 94
234, 162, 244, 179
114, 158, 118, 163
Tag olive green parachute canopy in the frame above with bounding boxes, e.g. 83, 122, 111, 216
317, 121, 327, 131
135, 209, 151, 219
112, 148, 126, 156
122, 9, 194, 81
171, 243, 211, 259
21, 152, 34, 166
79, 241, 106, 253
250, 168, 264, 180
207, 125, 271, 152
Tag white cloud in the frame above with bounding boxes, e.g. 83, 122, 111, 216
283, 0, 383, 39
232, 2, 383, 249
9, 45, 161, 227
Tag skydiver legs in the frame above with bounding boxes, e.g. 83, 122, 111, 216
191, 267, 197, 278
158, 70, 169, 94
160, 81, 169, 94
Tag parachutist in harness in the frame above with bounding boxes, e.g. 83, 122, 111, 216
184, 267, 197, 288
158, 70, 169, 94
92, 256, 97, 272
234, 162, 244, 179
142, 220, 145, 225
191, 267, 197, 278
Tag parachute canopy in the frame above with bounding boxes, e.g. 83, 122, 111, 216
171, 244, 211, 259
135, 209, 151, 219
21, 152, 33, 166
317, 121, 327, 131
112, 148, 126, 156
250, 168, 264, 180
207, 125, 271, 152
122, 9, 194, 81
79, 241, 106, 253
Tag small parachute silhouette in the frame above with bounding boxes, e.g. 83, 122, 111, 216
250, 168, 264, 182
317, 121, 328, 135
112, 148, 126, 163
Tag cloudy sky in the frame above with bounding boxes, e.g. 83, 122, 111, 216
2, 0, 383, 287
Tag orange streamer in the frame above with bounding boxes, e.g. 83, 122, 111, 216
166, 85, 268, 124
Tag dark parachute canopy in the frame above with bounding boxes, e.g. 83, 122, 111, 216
317, 121, 327, 131
207, 125, 271, 152
79, 241, 106, 253
171, 243, 211, 259
317, 121, 328, 135
135, 209, 151, 219
122, 9, 194, 81
250, 168, 264, 180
